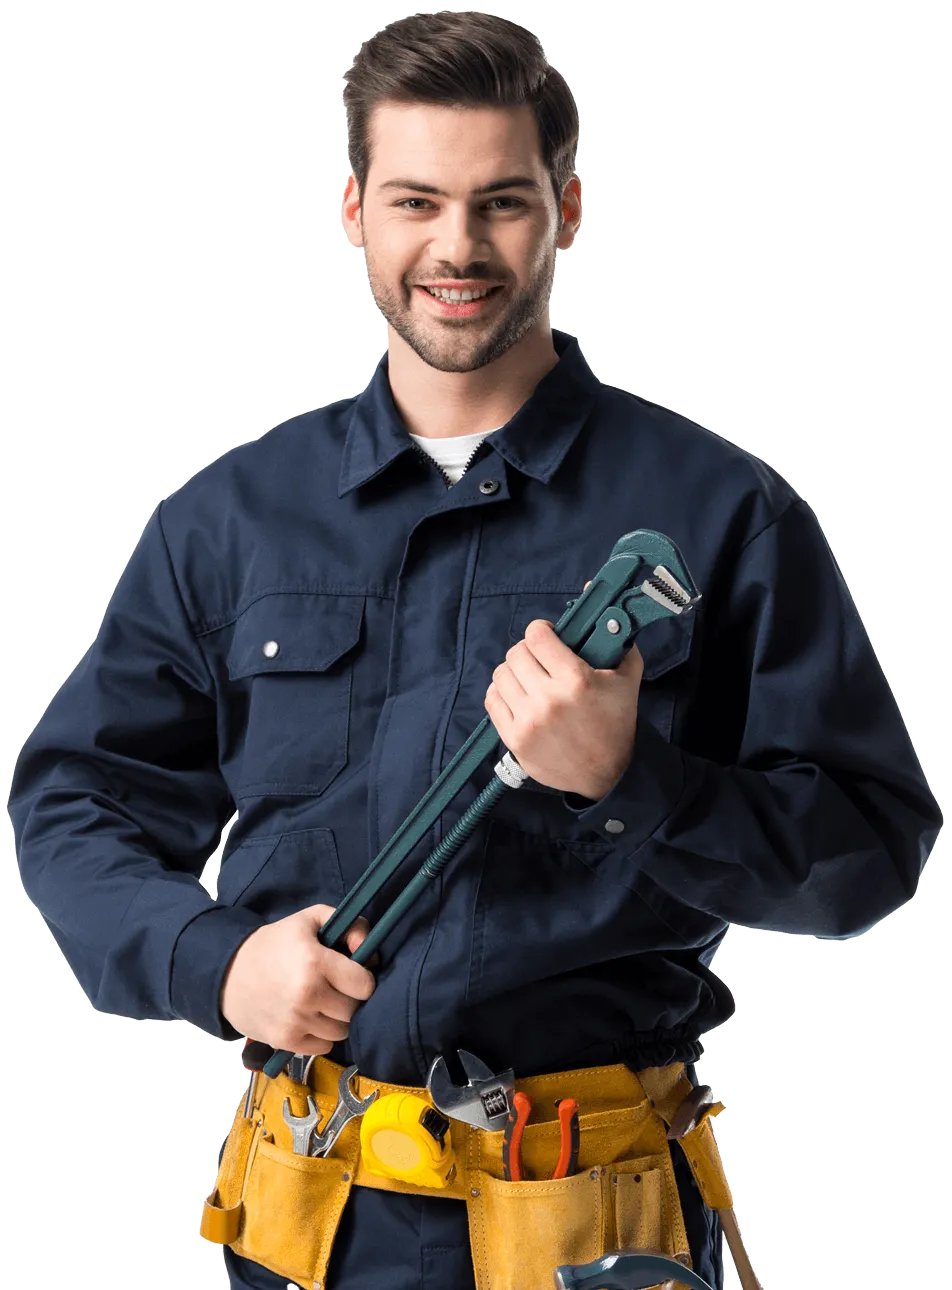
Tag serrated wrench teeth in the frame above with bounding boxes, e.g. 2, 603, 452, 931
653, 564, 690, 600
641, 564, 696, 613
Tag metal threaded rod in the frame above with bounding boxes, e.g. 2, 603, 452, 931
422, 775, 508, 877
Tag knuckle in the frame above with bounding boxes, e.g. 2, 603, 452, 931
288, 976, 311, 1008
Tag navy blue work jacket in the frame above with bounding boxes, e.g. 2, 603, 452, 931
8, 329, 943, 1085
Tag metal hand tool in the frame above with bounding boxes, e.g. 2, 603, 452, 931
286, 1053, 316, 1086
552, 1098, 580, 1179
426, 1049, 515, 1132
243, 1071, 258, 1119
257, 529, 702, 1078
554, 1250, 714, 1290
503, 1093, 580, 1181
502, 1091, 532, 1181
283, 1095, 320, 1156
309, 1064, 378, 1157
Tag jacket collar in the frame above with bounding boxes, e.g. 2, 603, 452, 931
337, 328, 602, 497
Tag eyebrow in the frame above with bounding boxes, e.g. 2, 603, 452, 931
378, 175, 542, 196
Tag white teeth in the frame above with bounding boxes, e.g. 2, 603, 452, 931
424, 286, 494, 302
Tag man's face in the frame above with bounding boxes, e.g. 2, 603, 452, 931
344, 101, 575, 373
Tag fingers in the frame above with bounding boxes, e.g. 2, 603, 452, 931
311, 979, 366, 1025
339, 916, 381, 970
292, 1034, 335, 1057
303, 1011, 351, 1043
322, 942, 377, 1003
307, 905, 381, 971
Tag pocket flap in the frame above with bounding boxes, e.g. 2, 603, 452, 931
226, 593, 364, 680
633, 608, 695, 681
509, 594, 695, 681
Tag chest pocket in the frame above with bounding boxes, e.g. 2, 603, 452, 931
508, 591, 696, 752
226, 592, 364, 798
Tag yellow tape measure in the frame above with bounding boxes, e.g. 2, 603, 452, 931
359, 1092, 456, 1189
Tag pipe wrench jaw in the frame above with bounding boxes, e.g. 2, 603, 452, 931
620, 562, 701, 635
554, 532, 702, 670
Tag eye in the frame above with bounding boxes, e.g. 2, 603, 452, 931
394, 196, 526, 212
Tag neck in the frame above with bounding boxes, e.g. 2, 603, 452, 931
386, 314, 560, 440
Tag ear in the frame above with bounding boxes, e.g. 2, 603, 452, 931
557, 174, 582, 251
341, 174, 365, 248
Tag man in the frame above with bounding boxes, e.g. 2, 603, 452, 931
8, 11, 942, 1290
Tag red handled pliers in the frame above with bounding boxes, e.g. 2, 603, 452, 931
502, 1092, 580, 1181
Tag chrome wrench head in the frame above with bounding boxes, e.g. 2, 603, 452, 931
310, 1064, 378, 1157
426, 1049, 515, 1131
282, 1094, 320, 1155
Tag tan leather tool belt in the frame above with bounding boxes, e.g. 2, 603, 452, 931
201, 1055, 735, 1290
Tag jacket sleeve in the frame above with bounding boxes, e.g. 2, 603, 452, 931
7, 502, 265, 1038
559, 498, 943, 937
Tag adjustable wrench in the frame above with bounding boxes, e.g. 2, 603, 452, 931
426, 1049, 515, 1131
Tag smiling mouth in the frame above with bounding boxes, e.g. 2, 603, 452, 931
417, 285, 505, 299
414, 284, 504, 315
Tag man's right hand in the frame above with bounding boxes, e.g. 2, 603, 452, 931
219, 904, 378, 1055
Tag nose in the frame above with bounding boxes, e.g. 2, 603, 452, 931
428, 202, 491, 272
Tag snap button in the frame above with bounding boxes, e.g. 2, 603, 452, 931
262, 640, 280, 659
604, 818, 625, 834
478, 478, 500, 494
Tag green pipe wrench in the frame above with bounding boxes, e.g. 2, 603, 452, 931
555, 1249, 714, 1290
260, 529, 701, 1079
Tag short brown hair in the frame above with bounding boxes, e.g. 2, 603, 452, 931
342, 11, 579, 215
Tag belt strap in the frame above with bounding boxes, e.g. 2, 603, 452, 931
260, 1055, 691, 1202
216, 1054, 764, 1290
637, 1069, 763, 1290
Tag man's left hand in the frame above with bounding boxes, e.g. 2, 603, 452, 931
484, 604, 644, 802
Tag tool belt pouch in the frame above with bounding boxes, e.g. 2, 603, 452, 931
200, 1072, 360, 1290
676, 1108, 732, 1211
465, 1071, 695, 1290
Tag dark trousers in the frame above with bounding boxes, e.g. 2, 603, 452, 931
223, 1067, 724, 1290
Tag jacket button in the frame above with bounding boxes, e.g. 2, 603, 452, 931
604, 818, 625, 834
262, 640, 280, 659
479, 478, 500, 494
